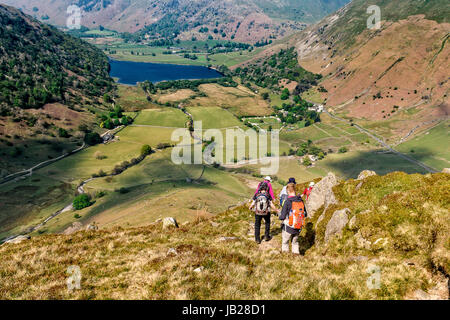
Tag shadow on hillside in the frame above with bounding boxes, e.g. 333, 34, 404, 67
322, 148, 435, 179
299, 222, 315, 255
268, 222, 315, 256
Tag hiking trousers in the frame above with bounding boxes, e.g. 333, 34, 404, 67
282, 229, 299, 254
255, 214, 271, 241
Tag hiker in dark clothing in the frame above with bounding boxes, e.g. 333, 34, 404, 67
249, 182, 278, 244
279, 183, 307, 254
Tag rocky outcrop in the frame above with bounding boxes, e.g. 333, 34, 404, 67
355, 231, 372, 250
167, 248, 178, 256
163, 217, 179, 229
357, 170, 377, 180
442, 168, 450, 174
324, 208, 349, 243
306, 172, 338, 218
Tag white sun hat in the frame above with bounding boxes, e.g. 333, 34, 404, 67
264, 176, 272, 182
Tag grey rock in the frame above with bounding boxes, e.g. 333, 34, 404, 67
355, 231, 372, 249
210, 221, 219, 228
85, 223, 98, 231
324, 208, 350, 243
162, 217, 179, 229
218, 236, 239, 242
351, 255, 369, 262
167, 248, 178, 256
348, 215, 357, 229
306, 172, 338, 219
355, 181, 364, 191
193, 266, 204, 273
357, 170, 377, 180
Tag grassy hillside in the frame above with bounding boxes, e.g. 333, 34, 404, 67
396, 120, 450, 171
285, 0, 450, 144
314, 0, 449, 50
1, 171, 448, 299
254, 0, 351, 22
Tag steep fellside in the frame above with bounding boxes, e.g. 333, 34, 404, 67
293, 0, 449, 135
0, 171, 448, 299
4, 0, 350, 42
0, 4, 114, 174
0, 4, 113, 110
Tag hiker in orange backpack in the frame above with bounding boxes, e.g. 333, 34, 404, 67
249, 182, 279, 244
279, 183, 307, 254
302, 182, 315, 200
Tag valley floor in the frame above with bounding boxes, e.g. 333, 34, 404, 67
2, 81, 446, 242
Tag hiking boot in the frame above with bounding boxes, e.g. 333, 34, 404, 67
265, 236, 272, 242
256, 239, 261, 244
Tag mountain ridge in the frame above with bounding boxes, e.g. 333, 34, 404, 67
3, 0, 351, 42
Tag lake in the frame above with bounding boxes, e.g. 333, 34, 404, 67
109, 60, 223, 85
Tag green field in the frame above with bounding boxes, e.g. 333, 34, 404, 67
105, 44, 208, 65
133, 108, 188, 127
118, 126, 179, 147
396, 121, 450, 171
35, 148, 252, 235
0, 174, 74, 239
40, 141, 142, 183
187, 106, 243, 129
96, 39, 264, 67
117, 85, 159, 110
182, 84, 272, 117
208, 48, 265, 67
280, 125, 331, 144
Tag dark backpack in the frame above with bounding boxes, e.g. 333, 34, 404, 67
258, 181, 269, 193
254, 193, 270, 216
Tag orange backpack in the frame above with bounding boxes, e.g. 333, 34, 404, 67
287, 200, 305, 230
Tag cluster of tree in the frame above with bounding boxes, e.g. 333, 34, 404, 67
148, 39, 174, 47
0, 8, 114, 111
183, 53, 198, 60
139, 13, 187, 40
140, 80, 157, 94
99, 105, 133, 129
120, 32, 141, 43
155, 77, 237, 92
73, 194, 91, 210
254, 39, 272, 47
233, 47, 321, 92
275, 96, 320, 126
288, 140, 325, 160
